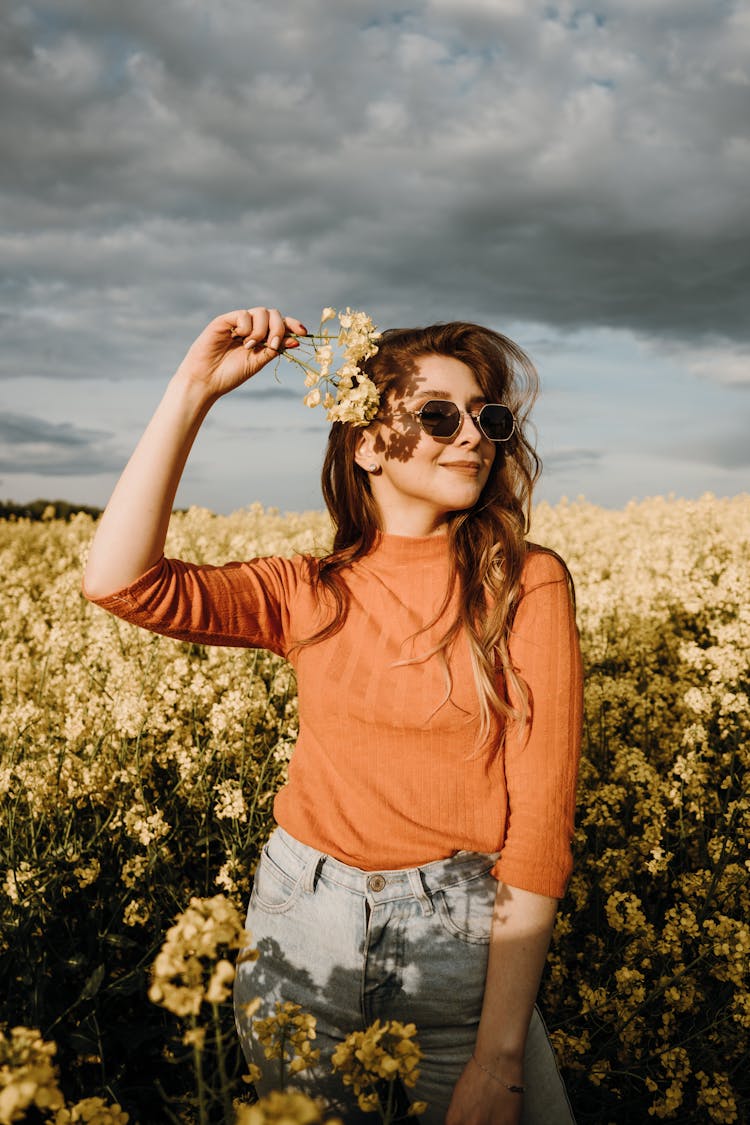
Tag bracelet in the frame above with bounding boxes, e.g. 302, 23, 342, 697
471, 1053, 525, 1095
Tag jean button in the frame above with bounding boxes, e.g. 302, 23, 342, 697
367, 874, 386, 892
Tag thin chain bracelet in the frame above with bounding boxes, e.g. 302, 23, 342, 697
471, 1054, 526, 1095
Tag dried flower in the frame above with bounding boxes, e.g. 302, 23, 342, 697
282, 307, 381, 426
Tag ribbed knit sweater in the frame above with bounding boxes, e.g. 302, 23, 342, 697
86, 532, 582, 898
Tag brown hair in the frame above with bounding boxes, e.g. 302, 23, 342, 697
305, 322, 541, 742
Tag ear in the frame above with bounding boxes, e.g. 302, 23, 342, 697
353, 427, 380, 472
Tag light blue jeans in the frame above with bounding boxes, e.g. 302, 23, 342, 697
234, 827, 576, 1124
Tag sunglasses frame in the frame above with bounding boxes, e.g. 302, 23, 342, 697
393, 400, 516, 443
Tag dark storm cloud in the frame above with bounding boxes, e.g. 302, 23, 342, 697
0, 411, 122, 473
0, 413, 108, 446
543, 448, 604, 473
1, 0, 748, 392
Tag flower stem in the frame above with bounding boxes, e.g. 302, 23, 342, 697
191, 1025, 208, 1125
211, 1003, 233, 1124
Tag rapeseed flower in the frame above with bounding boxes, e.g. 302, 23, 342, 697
233, 1089, 342, 1124
54, 1097, 130, 1124
253, 1002, 320, 1076
0, 1026, 64, 1123
331, 1020, 424, 1116
149, 895, 256, 1018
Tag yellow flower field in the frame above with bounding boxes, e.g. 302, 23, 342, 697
1, 496, 748, 1123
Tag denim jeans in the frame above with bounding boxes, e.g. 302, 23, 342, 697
234, 827, 576, 1124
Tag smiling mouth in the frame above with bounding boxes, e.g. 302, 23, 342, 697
441, 461, 482, 473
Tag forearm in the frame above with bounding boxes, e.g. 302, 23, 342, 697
83, 375, 213, 599
474, 883, 559, 1079
83, 306, 305, 601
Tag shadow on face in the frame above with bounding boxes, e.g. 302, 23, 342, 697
369, 356, 426, 465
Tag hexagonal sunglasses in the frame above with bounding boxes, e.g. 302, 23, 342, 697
394, 400, 516, 442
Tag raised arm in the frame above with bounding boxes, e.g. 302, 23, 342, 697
82, 306, 306, 599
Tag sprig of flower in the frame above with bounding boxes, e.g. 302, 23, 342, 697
0, 1025, 65, 1123
331, 1020, 426, 1120
234, 1089, 343, 1125
283, 307, 381, 426
252, 1001, 320, 1086
148, 895, 256, 1018
0, 1027, 129, 1125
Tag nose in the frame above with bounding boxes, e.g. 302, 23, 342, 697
455, 410, 483, 446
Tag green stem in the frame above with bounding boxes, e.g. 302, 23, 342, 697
278, 1030, 286, 1090
383, 1078, 395, 1125
191, 1020, 208, 1125
212, 1003, 234, 1124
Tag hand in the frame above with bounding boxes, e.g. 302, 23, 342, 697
445, 1058, 523, 1125
174, 306, 307, 402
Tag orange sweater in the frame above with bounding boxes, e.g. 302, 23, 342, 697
86, 532, 582, 898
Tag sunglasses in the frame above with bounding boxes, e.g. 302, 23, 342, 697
395, 400, 516, 443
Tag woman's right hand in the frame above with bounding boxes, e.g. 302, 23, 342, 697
174, 306, 307, 402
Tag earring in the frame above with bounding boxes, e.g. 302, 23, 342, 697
368, 463, 378, 472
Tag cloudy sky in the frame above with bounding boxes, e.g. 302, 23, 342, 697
2, 0, 748, 515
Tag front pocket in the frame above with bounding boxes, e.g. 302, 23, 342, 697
434, 870, 496, 944
250, 843, 305, 914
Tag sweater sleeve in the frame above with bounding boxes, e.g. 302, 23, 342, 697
491, 550, 583, 899
82, 554, 306, 657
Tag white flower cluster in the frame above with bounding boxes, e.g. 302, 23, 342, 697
288, 307, 381, 427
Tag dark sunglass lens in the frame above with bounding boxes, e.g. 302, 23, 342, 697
419, 400, 460, 437
479, 405, 514, 441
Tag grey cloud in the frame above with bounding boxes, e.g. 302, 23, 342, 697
234, 384, 306, 401
665, 428, 750, 471
0, 451, 124, 474
0, 411, 122, 474
1, 0, 748, 397
542, 448, 605, 473
0, 412, 109, 446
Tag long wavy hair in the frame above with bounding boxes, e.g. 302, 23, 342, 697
303, 321, 542, 742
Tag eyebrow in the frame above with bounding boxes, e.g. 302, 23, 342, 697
412, 388, 488, 404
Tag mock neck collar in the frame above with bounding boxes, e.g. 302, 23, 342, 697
370, 529, 450, 564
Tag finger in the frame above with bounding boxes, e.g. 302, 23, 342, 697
275, 316, 308, 352
283, 316, 308, 337
265, 307, 286, 353
240, 307, 270, 350
225, 309, 256, 342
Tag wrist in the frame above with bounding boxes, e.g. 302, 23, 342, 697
471, 1054, 525, 1095
167, 370, 219, 416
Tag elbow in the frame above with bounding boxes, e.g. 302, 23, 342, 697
81, 570, 114, 604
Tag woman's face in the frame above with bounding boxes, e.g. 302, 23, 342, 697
356, 354, 497, 536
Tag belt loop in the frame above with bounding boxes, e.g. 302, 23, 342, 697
407, 868, 434, 916
302, 852, 325, 894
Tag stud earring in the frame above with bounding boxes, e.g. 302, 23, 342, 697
368, 463, 379, 473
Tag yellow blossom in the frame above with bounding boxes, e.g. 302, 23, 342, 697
331, 1019, 423, 1109
53, 1097, 130, 1124
148, 895, 255, 1017
233, 1089, 342, 1124
252, 1002, 320, 1074
0, 1026, 65, 1123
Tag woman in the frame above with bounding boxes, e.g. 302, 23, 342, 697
83, 306, 582, 1125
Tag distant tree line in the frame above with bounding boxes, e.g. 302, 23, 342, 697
0, 499, 103, 521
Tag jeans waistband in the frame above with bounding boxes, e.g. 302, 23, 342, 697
271, 826, 499, 903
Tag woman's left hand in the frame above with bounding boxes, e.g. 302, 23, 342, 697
445, 1058, 523, 1125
